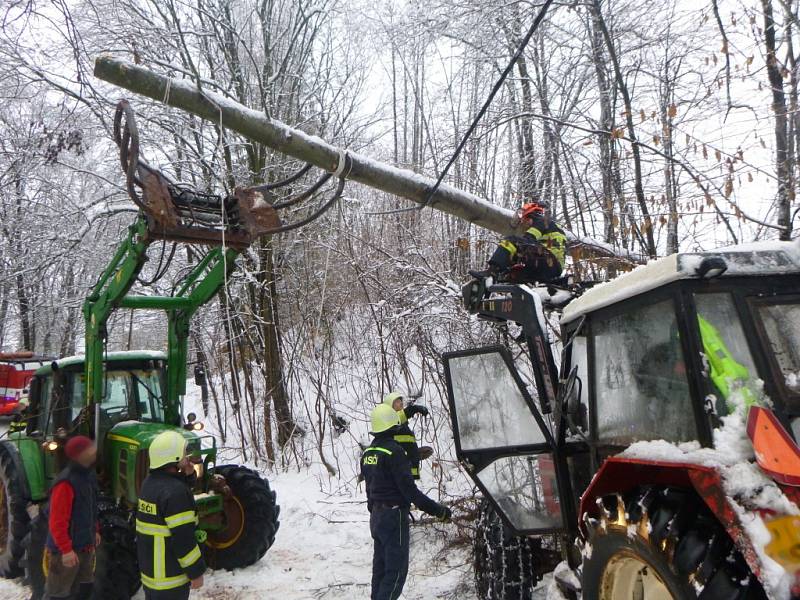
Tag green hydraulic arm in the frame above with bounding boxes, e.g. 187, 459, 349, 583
80, 99, 338, 434
82, 214, 241, 426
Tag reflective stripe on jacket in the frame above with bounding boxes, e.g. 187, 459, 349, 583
491, 213, 567, 269
394, 410, 421, 480
136, 469, 206, 590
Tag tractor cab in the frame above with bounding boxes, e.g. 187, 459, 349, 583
27, 352, 169, 439
447, 240, 800, 599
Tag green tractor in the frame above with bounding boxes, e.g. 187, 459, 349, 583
0, 102, 284, 598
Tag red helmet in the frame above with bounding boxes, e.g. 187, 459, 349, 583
517, 202, 546, 220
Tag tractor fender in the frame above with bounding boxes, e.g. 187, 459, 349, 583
0, 441, 32, 501
579, 456, 763, 581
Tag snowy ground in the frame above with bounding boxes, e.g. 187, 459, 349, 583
0, 409, 506, 600
0, 444, 481, 599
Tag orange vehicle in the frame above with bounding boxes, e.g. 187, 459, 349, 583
0, 352, 52, 416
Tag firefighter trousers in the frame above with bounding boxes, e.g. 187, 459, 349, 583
370, 506, 410, 600
143, 584, 191, 600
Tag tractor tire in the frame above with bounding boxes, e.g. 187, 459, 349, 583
473, 499, 560, 600
92, 500, 140, 600
21, 508, 47, 600
582, 487, 767, 600
0, 443, 30, 578
202, 465, 279, 570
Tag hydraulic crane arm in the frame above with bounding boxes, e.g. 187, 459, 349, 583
81, 101, 288, 430
82, 214, 242, 425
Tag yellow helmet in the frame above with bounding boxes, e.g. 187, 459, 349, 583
371, 404, 401, 434
148, 431, 187, 469
383, 391, 404, 406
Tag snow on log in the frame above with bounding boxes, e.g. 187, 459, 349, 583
93, 56, 644, 264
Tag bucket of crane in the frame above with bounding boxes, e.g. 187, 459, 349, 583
114, 100, 280, 250
137, 170, 280, 250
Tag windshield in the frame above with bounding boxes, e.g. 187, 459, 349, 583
755, 301, 800, 398
71, 368, 165, 427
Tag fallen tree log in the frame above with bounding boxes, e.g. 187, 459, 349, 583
93, 56, 644, 264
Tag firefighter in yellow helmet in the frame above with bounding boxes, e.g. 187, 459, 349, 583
136, 431, 206, 599
361, 404, 451, 600
382, 391, 431, 480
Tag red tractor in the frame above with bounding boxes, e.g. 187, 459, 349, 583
447, 241, 800, 599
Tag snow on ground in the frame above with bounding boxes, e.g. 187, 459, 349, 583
0, 455, 478, 600
0, 367, 483, 600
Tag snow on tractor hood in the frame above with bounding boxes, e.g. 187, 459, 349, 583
561, 238, 800, 324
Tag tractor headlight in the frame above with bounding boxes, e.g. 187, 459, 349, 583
192, 421, 204, 431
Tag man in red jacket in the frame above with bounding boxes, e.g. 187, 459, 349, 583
45, 435, 100, 600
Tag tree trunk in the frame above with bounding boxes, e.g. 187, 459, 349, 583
258, 238, 297, 448
587, 4, 617, 245
763, 0, 794, 240
591, 0, 657, 257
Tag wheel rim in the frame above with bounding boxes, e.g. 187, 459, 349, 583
0, 478, 8, 554
601, 551, 674, 600
205, 496, 245, 550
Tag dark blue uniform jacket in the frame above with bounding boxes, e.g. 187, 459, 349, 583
360, 433, 445, 518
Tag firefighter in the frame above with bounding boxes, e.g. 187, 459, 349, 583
44, 435, 99, 600
361, 404, 452, 600
484, 201, 567, 283
136, 431, 206, 599
382, 391, 431, 480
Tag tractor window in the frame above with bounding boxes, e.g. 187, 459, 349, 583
695, 293, 759, 414
102, 373, 134, 422
476, 453, 562, 531
36, 376, 53, 433
756, 301, 800, 398
70, 374, 85, 423
447, 349, 546, 451
132, 369, 165, 422
70, 368, 165, 426
593, 299, 696, 445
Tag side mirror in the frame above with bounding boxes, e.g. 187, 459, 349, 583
556, 366, 586, 436
193, 365, 206, 386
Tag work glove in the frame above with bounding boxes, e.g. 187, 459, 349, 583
437, 506, 452, 523
405, 404, 429, 418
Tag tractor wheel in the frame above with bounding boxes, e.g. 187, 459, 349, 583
582, 487, 767, 600
473, 499, 560, 600
92, 500, 140, 600
21, 509, 47, 600
202, 465, 280, 570
0, 443, 30, 578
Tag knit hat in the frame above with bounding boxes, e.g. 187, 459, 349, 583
65, 436, 94, 461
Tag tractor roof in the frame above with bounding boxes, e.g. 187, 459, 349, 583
35, 350, 167, 375
561, 239, 800, 324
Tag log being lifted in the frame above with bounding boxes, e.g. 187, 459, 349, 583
94, 56, 643, 264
